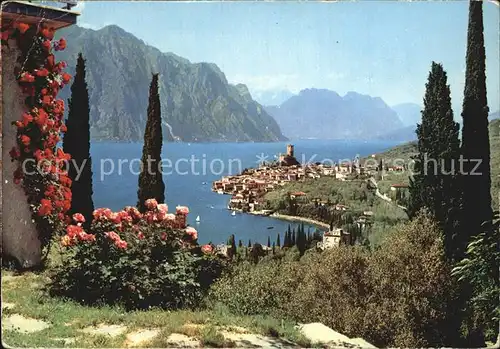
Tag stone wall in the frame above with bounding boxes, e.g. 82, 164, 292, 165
1, 38, 42, 268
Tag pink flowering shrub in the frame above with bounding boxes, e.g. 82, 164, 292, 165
49, 199, 227, 310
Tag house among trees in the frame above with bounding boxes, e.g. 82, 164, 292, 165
317, 228, 352, 250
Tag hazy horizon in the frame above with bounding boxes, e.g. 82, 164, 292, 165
60, 1, 499, 115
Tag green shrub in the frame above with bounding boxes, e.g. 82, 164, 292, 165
49, 200, 225, 310
209, 212, 457, 347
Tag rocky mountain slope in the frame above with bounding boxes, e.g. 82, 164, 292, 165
265, 89, 403, 140
54, 25, 287, 142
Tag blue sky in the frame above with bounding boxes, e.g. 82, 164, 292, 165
70, 1, 499, 113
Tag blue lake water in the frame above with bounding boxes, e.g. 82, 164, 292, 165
90, 139, 400, 245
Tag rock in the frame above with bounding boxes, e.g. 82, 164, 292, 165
2, 314, 50, 333
2, 302, 15, 310
220, 331, 296, 348
80, 324, 127, 337
166, 333, 200, 348
124, 329, 159, 347
298, 323, 377, 348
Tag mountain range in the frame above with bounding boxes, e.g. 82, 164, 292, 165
252, 89, 295, 107
54, 25, 287, 142
264, 89, 404, 140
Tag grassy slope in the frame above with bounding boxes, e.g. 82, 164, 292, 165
264, 177, 408, 246
1, 270, 309, 348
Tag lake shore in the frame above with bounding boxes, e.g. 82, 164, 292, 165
247, 210, 330, 230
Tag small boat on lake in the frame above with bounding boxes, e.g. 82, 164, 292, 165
196, 215, 200, 223
232, 211, 236, 216
267, 226, 274, 230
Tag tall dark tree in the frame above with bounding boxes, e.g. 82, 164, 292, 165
137, 73, 165, 212
248, 239, 252, 248
460, 0, 492, 254
227, 234, 236, 260
63, 53, 94, 228
407, 62, 462, 262
267, 236, 271, 248
276, 233, 281, 248
297, 225, 307, 256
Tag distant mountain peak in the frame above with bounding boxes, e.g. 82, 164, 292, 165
265, 88, 403, 140
54, 24, 286, 143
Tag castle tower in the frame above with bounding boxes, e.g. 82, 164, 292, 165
286, 144, 294, 157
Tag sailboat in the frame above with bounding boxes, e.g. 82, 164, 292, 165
196, 215, 200, 223
231, 211, 236, 216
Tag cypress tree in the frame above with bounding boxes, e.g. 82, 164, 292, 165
297, 226, 306, 256
267, 236, 271, 248
248, 239, 252, 248
291, 230, 296, 246
461, 0, 492, 254
63, 53, 94, 228
407, 62, 461, 262
137, 73, 165, 212
238, 240, 243, 248
276, 233, 281, 248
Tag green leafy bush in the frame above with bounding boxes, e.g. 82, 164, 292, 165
49, 200, 225, 310
209, 212, 457, 347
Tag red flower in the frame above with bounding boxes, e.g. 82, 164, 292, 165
60, 123, 67, 132
42, 95, 52, 105
158, 203, 168, 214
38, 199, 53, 216
66, 224, 83, 238
14, 121, 24, 129
41, 88, 48, 96
40, 27, 54, 39
17, 23, 29, 34
56, 148, 71, 161
62, 73, 71, 84
35, 109, 48, 126
176, 206, 189, 215
145, 198, 158, 210
19, 72, 35, 83
42, 40, 51, 50
22, 112, 33, 126
20, 135, 30, 146
115, 240, 128, 249
35, 68, 49, 77
72, 213, 86, 224
1, 31, 9, 41
161, 232, 167, 240
185, 227, 198, 240
201, 244, 213, 254
105, 231, 120, 241
55, 38, 66, 51
137, 232, 145, 240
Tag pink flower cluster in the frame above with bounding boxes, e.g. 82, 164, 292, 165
105, 231, 128, 249
60, 213, 96, 247
61, 199, 199, 249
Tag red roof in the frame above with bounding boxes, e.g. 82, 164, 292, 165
291, 191, 306, 196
